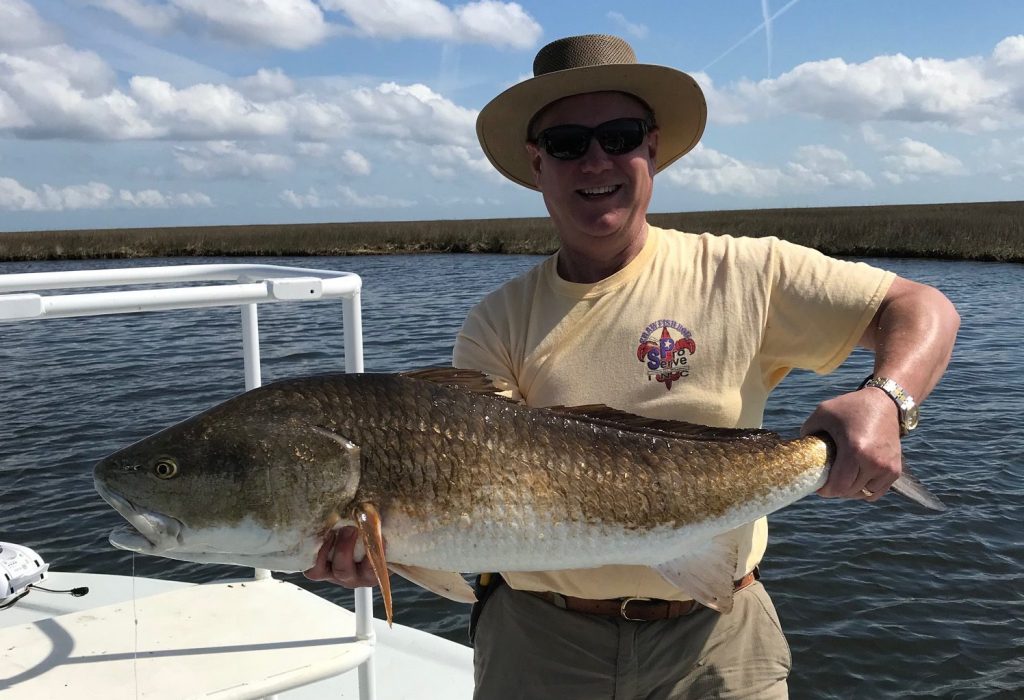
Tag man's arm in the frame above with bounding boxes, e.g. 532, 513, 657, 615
802, 276, 960, 501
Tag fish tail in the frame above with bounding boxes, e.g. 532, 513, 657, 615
892, 469, 946, 512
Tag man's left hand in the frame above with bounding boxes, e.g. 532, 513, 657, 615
801, 388, 903, 502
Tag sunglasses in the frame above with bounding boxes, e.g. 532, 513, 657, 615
532, 118, 653, 161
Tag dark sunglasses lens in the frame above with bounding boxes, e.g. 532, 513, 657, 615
542, 126, 592, 160
595, 119, 646, 155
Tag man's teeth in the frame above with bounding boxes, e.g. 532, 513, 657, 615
580, 185, 618, 196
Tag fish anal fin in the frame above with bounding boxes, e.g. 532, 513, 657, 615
354, 502, 394, 626
390, 563, 477, 604
653, 535, 741, 614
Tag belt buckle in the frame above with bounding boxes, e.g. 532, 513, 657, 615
619, 596, 651, 621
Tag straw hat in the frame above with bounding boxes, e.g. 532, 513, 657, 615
476, 34, 707, 190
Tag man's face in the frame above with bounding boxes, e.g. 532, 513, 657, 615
527, 91, 659, 256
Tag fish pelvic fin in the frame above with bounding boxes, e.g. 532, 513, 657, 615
354, 502, 393, 626
389, 563, 477, 604
892, 470, 946, 512
653, 534, 741, 614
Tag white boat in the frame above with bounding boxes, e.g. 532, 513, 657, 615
0, 264, 475, 699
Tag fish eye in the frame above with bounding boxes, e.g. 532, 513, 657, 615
154, 458, 179, 479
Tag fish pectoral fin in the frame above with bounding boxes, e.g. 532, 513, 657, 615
389, 563, 477, 604
653, 535, 741, 614
354, 502, 394, 626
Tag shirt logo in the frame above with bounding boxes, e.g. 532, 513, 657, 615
636, 320, 696, 390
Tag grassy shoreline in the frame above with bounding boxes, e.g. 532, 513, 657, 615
1, 200, 1021, 262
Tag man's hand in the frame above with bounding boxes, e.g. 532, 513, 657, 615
801, 387, 903, 502
303, 526, 383, 588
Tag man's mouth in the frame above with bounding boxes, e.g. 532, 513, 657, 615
577, 185, 621, 199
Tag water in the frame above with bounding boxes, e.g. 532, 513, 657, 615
0, 253, 1021, 699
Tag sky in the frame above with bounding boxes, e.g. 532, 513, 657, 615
0, 0, 1022, 232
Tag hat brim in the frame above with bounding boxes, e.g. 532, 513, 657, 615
477, 63, 707, 190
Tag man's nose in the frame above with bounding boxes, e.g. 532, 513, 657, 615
578, 139, 613, 173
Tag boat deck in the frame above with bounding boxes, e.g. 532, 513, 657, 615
0, 572, 473, 699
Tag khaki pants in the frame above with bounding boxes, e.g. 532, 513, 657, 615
473, 581, 791, 700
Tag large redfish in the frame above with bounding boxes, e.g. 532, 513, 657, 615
93, 368, 943, 624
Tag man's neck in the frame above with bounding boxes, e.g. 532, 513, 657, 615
556, 223, 649, 284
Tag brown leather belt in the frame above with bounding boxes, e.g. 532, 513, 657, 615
527, 569, 759, 622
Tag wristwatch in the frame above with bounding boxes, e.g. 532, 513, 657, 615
859, 375, 919, 436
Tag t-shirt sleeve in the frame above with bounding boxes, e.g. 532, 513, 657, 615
760, 238, 895, 386
453, 299, 524, 401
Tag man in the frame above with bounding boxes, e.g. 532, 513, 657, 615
308, 34, 959, 699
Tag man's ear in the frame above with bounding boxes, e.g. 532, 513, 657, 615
526, 142, 543, 184
647, 127, 660, 161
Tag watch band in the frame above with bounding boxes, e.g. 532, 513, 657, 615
859, 375, 919, 436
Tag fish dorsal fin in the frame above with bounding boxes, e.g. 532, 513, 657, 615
400, 367, 508, 396
543, 404, 778, 443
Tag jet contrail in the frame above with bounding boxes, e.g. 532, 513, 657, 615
762, 0, 773, 76
702, 0, 803, 73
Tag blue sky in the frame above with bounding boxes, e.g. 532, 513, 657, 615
1, 0, 1022, 232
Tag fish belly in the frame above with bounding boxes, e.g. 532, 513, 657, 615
380, 468, 825, 574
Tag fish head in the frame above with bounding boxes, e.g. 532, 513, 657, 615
93, 387, 363, 571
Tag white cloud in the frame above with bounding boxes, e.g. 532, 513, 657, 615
88, 0, 180, 33
790, 145, 873, 188
980, 136, 1024, 181
173, 141, 294, 177
346, 82, 477, 145
664, 143, 873, 197
430, 143, 498, 176
280, 188, 323, 208
237, 68, 296, 101
340, 149, 371, 175
0, 176, 45, 210
91, 0, 330, 50
454, 1, 542, 49
992, 35, 1024, 67
0, 176, 210, 210
129, 77, 289, 138
322, 0, 541, 49
607, 12, 648, 40
428, 164, 457, 180
279, 184, 415, 209
177, 0, 329, 49
664, 145, 789, 196
296, 141, 331, 157
5, 181, 114, 211
0, 0, 62, 50
708, 36, 1024, 131
880, 138, 965, 183
338, 185, 414, 208
1, 1, 481, 149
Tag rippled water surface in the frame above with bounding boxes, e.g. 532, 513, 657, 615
1, 254, 1021, 699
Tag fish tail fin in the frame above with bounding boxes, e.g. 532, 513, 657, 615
892, 469, 946, 512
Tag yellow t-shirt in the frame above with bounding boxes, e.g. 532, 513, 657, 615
453, 225, 894, 601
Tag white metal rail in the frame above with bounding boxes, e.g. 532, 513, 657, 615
0, 263, 376, 700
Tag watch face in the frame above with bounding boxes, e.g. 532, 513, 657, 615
905, 405, 920, 430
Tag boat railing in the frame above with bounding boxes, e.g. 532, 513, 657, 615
0, 263, 377, 700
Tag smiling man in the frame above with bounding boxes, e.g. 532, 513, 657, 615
450, 34, 959, 699
308, 34, 959, 700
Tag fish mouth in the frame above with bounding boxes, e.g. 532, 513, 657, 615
94, 479, 184, 554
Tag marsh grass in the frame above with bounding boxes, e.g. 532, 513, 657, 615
1, 201, 1021, 262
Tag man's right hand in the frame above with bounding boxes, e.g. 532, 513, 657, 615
303, 526, 382, 588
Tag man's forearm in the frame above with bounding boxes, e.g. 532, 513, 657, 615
860, 276, 960, 403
